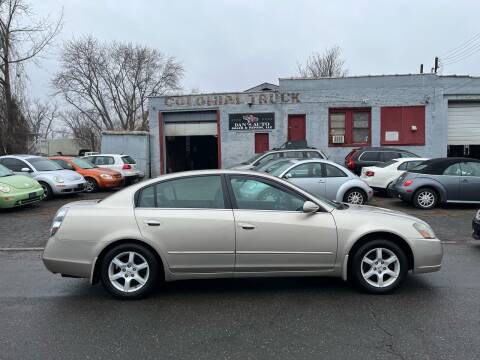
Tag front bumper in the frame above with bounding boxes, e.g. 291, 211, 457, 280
98, 178, 124, 189
52, 180, 86, 195
412, 237, 443, 274
0, 187, 44, 208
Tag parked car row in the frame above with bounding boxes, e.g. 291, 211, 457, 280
0, 153, 144, 208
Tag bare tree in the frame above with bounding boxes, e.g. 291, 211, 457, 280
24, 99, 59, 152
60, 109, 101, 152
297, 46, 348, 78
53, 36, 184, 132
0, 0, 62, 154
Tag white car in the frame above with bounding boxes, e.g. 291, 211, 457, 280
360, 158, 428, 192
83, 154, 144, 184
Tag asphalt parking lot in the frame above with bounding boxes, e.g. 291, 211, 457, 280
1, 192, 480, 359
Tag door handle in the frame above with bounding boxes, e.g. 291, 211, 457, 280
462, 178, 469, 183
144, 220, 161, 227
318, 180, 326, 183
238, 223, 255, 230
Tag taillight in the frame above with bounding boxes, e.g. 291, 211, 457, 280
365, 171, 375, 177
347, 158, 355, 169
403, 180, 413, 187
122, 164, 131, 170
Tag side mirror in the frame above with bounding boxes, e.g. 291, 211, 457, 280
21, 167, 32, 173
284, 173, 292, 179
303, 201, 320, 213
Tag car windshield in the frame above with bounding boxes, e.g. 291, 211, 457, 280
270, 161, 296, 177
376, 160, 398, 168
0, 164, 13, 177
242, 153, 263, 165
263, 160, 292, 173
27, 157, 63, 171
72, 158, 96, 169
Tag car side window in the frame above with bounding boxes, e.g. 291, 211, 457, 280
443, 163, 461, 176
0, 158, 29, 172
288, 163, 323, 178
306, 151, 321, 158
137, 176, 225, 209
255, 153, 279, 166
359, 152, 380, 162
406, 161, 423, 170
324, 164, 347, 177
283, 151, 303, 159
460, 162, 480, 177
230, 177, 305, 212
397, 162, 408, 171
381, 152, 398, 162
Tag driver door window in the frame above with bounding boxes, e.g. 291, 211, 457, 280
230, 177, 305, 211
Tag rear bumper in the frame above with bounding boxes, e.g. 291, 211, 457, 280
472, 219, 480, 240
411, 238, 443, 274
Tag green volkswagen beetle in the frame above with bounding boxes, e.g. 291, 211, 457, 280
0, 164, 44, 208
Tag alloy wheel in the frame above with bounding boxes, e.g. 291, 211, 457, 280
347, 191, 365, 205
85, 180, 95, 193
108, 251, 150, 293
417, 191, 435, 208
360, 248, 400, 288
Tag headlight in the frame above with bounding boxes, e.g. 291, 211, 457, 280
476, 210, 480, 221
0, 184, 11, 193
54, 176, 64, 183
50, 207, 68, 237
100, 174, 113, 180
413, 222, 436, 239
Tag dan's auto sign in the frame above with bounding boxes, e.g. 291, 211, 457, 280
229, 113, 275, 131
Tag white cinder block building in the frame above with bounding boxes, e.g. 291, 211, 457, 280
148, 74, 480, 176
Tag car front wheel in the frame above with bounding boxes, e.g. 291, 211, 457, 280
413, 188, 438, 209
351, 239, 408, 294
100, 243, 160, 299
84, 177, 98, 193
40, 182, 53, 200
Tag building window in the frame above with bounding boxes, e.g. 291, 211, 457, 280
329, 108, 371, 146
380, 106, 425, 146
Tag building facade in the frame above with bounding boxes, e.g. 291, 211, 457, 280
148, 74, 480, 177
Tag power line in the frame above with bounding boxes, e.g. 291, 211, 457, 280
441, 42, 480, 65
440, 32, 480, 59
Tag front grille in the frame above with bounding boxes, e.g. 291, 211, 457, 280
16, 196, 42, 206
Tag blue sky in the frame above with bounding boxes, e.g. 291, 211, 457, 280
27, 0, 480, 98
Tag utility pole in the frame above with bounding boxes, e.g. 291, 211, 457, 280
420, 64, 424, 74
434, 57, 439, 74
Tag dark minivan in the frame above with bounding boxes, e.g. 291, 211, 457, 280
345, 147, 419, 175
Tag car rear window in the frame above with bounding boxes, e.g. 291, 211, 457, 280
359, 152, 380, 161
121, 156, 136, 164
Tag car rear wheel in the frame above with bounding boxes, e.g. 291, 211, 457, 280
100, 243, 160, 299
351, 239, 408, 294
39, 182, 53, 200
413, 188, 438, 209
84, 177, 98, 193
343, 188, 367, 205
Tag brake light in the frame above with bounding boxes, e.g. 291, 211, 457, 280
403, 180, 413, 187
347, 158, 355, 170
122, 164, 131, 170
365, 171, 375, 177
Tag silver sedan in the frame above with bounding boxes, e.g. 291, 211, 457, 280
43, 170, 442, 299
268, 159, 373, 205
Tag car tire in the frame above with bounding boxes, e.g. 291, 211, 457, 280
100, 243, 160, 300
84, 177, 99, 193
40, 182, 53, 200
413, 188, 438, 210
351, 239, 408, 294
343, 188, 367, 205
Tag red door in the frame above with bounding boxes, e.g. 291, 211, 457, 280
288, 115, 306, 141
255, 133, 269, 153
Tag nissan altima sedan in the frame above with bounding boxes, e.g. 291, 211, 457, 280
43, 170, 442, 299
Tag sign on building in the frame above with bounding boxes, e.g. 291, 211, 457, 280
229, 113, 275, 131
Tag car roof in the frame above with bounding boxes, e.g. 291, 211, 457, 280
266, 148, 321, 154
0, 154, 43, 160
283, 158, 340, 166
394, 157, 429, 162
83, 154, 121, 157
411, 157, 480, 175
356, 147, 415, 152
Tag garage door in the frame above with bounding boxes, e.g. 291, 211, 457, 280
164, 122, 217, 136
448, 103, 480, 145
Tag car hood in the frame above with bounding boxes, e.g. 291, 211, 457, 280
230, 164, 252, 170
37, 169, 83, 181
0, 174, 39, 190
341, 204, 424, 223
